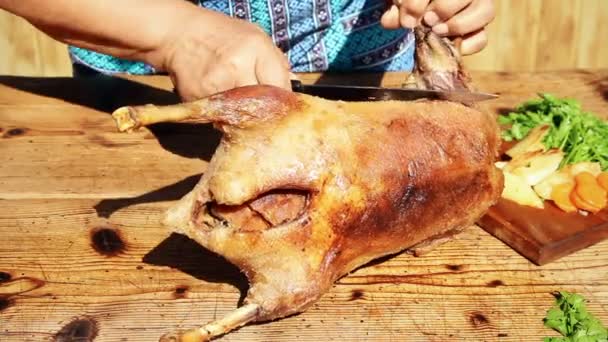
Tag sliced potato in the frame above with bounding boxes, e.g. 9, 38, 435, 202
505, 148, 564, 186
566, 162, 602, 177
505, 124, 550, 158
533, 169, 572, 200
503, 150, 542, 171
494, 161, 508, 169
532, 161, 602, 200
501, 171, 545, 209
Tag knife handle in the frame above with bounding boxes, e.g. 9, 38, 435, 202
291, 79, 303, 91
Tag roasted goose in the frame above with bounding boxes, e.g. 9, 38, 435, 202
111, 26, 503, 342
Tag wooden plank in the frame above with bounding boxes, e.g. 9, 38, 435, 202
1, 70, 607, 199
0, 75, 207, 198
34, 29, 72, 77
1, 70, 606, 200
461, 0, 546, 71
1, 71, 607, 341
2, 0, 608, 77
0, 134, 207, 198
0, 199, 606, 341
0, 11, 71, 77
535, 0, 583, 71
576, 0, 608, 69
0, 11, 41, 76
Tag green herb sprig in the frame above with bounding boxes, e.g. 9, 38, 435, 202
499, 94, 608, 171
543, 291, 607, 342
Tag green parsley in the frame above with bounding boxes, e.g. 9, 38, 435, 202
499, 94, 608, 171
543, 291, 607, 342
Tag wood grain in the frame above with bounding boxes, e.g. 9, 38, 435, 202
463, 0, 543, 71
1, 199, 607, 342
535, 0, 582, 71
0, 11, 71, 77
1, 71, 607, 341
575, 0, 608, 69
479, 199, 608, 265
2, 0, 608, 76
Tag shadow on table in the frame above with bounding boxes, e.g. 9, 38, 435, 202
0, 75, 221, 160
94, 173, 202, 218
143, 232, 249, 304
596, 76, 608, 101
141, 122, 221, 161
0, 74, 180, 111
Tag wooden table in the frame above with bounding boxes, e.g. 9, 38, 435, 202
0, 71, 607, 341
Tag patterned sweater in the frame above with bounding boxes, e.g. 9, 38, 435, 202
69, 0, 415, 74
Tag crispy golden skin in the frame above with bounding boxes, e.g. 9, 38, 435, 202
111, 27, 503, 342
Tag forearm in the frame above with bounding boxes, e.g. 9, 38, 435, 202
0, 0, 200, 69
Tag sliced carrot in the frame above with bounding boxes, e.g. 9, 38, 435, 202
570, 189, 601, 213
551, 182, 578, 213
598, 172, 608, 192
574, 171, 607, 210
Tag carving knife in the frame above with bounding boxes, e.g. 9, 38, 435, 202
290, 79, 498, 104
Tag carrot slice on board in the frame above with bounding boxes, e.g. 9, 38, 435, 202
574, 172, 607, 210
551, 182, 578, 213
598, 172, 608, 192
570, 187, 601, 214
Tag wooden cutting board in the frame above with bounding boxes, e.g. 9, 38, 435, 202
476, 115, 608, 266
478, 192, 608, 266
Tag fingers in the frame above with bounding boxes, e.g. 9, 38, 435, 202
255, 48, 291, 90
459, 29, 487, 55
423, 0, 470, 26
234, 68, 259, 88
222, 46, 260, 88
195, 66, 238, 101
380, 4, 400, 30
173, 58, 241, 102
429, 0, 495, 37
381, 0, 429, 29
379, 0, 494, 55
173, 47, 289, 101
165, 14, 295, 102
399, 0, 429, 28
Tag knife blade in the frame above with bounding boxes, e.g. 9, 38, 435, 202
290, 79, 498, 103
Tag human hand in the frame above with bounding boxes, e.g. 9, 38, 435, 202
156, 9, 291, 102
380, 0, 495, 55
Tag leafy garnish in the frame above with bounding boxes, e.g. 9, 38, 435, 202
543, 291, 608, 342
499, 94, 608, 171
